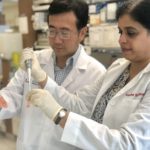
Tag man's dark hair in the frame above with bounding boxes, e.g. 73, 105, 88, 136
47, 0, 88, 30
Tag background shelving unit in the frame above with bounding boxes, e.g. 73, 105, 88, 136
32, 0, 52, 50
85, 0, 122, 67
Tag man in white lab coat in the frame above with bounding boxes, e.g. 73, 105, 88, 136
0, 0, 106, 150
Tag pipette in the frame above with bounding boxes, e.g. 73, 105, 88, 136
25, 59, 32, 91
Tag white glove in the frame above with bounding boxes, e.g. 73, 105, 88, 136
27, 89, 63, 120
20, 48, 47, 82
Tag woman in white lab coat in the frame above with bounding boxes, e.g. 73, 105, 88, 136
26, 0, 150, 149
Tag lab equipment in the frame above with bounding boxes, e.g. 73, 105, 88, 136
25, 58, 32, 91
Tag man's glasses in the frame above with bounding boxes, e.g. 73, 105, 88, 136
47, 28, 73, 40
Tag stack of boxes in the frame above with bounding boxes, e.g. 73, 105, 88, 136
88, 1, 119, 49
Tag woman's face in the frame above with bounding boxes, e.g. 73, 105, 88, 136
118, 14, 150, 64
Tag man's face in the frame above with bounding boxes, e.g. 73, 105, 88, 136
48, 11, 86, 59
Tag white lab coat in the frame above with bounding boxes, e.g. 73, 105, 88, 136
60, 58, 150, 150
0, 45, 106, 150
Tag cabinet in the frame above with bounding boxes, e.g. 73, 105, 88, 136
32, 0, 52, 50
86, 0, 119, 47
86, 0, 122, 67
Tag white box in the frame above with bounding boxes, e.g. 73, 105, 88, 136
103, 25, 120, 48
0, 32, 23, 59
89, 24, 120, 48
89, 25, 104, 47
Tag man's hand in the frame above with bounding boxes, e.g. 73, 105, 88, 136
0, 96, 8, 108
27, 89, 63, 120
20, 48, 47, 82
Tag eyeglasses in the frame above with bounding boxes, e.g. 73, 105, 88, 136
47, 28, 72, 40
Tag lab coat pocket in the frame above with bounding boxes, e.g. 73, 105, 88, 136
125, 92, 144, 110
125, 96, 141, 111
103, 95, 142, 128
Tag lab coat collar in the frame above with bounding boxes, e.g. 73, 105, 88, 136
35, 48, 55, 79
35, 47, 53, 65
111, 62, 150, 99
92, 58, 150, 113
35, 45, 90, 87
75, 44, 90, 70
35, 45, 89, 70
111, 58, 150, 75
62, 45, 90, 87
92, 59, 130, 113
99, 58, 150, 95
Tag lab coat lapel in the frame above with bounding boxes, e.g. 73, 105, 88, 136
38, 49, 55, 80
62, 68, 80, 87
43, 58, 55, 80
113, 62, 150, 97
62, 49, 88, 88
92, 59, 130, 113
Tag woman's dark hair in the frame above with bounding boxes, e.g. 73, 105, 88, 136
47, 0, 88, 30
116, 0, 150, 30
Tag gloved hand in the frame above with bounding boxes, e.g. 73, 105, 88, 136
27, 89, 63, 120
0, 96, 8, 108
20, 48, 47, 82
